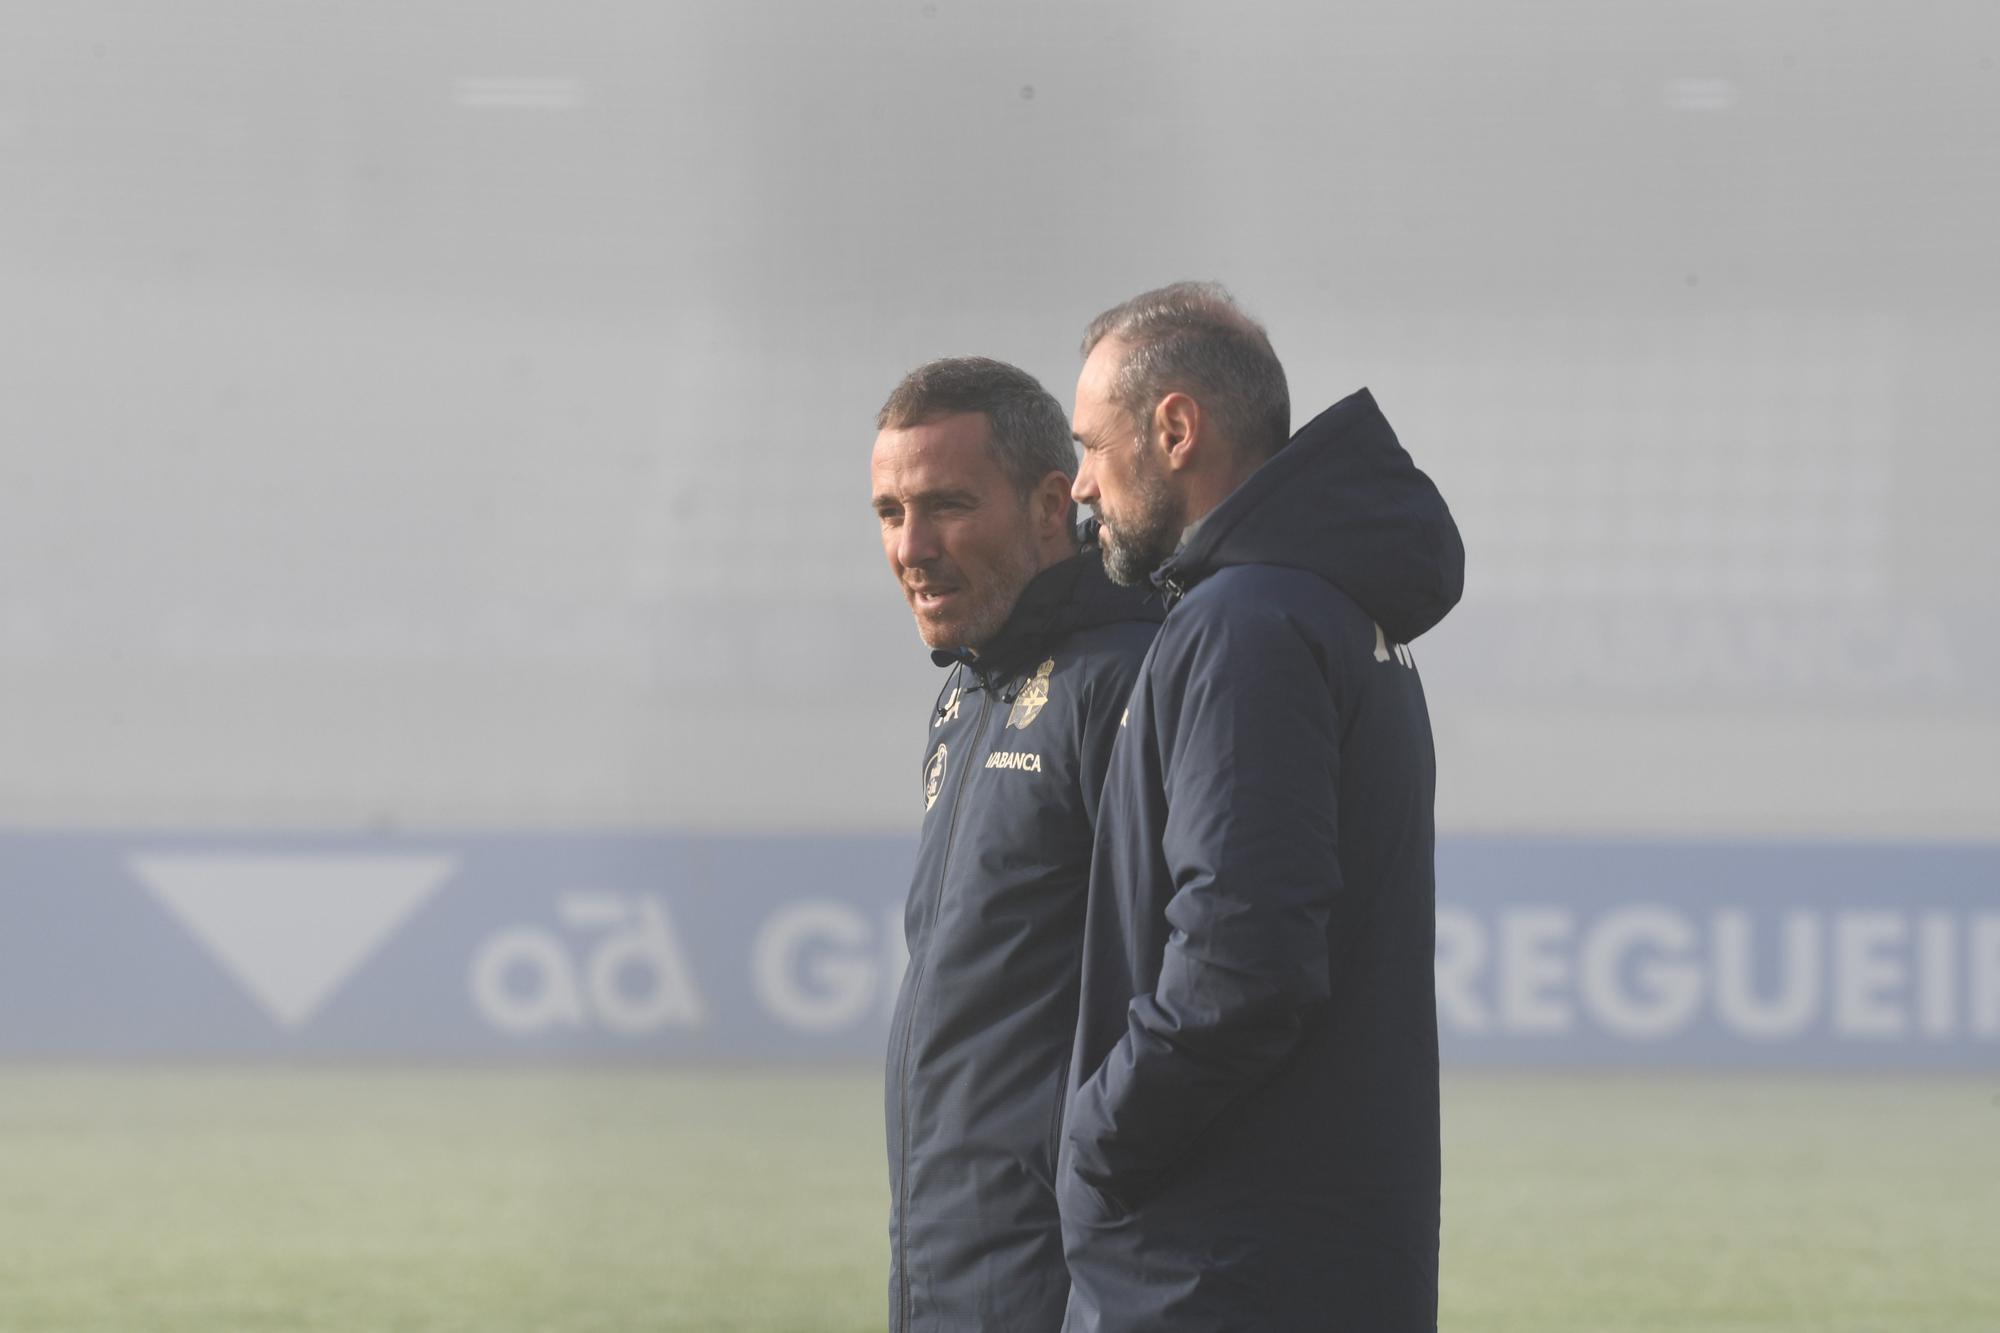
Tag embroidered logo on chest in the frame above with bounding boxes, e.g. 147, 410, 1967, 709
923, 743, 948, 810
1006, 658, 1055, 729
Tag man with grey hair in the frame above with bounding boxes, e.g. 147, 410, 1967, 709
1059, 284, 1464, 1330
871, 356, 1162, 1332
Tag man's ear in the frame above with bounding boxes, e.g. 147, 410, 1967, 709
1031, 471, 1075, 544
1153, 392, 1202, 472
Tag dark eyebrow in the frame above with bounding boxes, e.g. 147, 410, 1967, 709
874, 488, 979, 511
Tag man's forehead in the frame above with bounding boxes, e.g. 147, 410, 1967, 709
872, 413, 1006, 489
1081, 335, 1126, 382
1073, 339, 1124, 420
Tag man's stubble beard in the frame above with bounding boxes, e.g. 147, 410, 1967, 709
1098, 450, 1183, 588
913, 526, 1044, 654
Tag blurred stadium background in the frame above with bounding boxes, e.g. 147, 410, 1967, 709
2, 2, 1996, 1329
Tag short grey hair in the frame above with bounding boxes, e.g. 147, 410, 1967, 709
876, 356, 1078, 497
1080, 281, 1290, 459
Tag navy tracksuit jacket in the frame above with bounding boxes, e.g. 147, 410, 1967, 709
1058, 389, 1465, 1332
887, 545, 1162, 1332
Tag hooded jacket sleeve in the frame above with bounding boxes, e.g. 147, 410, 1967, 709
1076, 629, 1153, 833
1065, 595, 1341, 1205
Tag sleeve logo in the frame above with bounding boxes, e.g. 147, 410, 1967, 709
1373, 623, 1415, 669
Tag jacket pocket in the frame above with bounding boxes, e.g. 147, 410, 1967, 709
1042, 1048, 1073, 1185
1057, 1164, 1134, 1229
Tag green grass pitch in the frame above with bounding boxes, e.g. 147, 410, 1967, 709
2, 1068, 1995, 1331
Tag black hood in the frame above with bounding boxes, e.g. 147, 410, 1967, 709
1159, 388, 1464, 643
932, 542, 1166, 679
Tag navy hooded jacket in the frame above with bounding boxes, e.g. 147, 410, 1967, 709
886, 543, 1163, 1333
1058, 389, 1464, 1332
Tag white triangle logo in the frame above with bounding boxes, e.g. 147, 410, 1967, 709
130, 854, 458, 1030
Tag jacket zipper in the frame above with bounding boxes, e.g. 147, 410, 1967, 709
895, 681, 994, 1332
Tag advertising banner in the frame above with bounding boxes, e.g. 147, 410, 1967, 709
1, 833, 1992, 1067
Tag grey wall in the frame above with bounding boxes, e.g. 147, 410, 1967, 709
3, 0, 1995, 839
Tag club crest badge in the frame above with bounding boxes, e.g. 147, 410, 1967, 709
923, 743, 948, 811
1007, 659, 1055, 730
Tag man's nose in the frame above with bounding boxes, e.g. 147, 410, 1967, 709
1071, 456, 1099, 507
896, 513, 941, 568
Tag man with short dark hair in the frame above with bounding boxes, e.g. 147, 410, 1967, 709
871, 356, 1162, 1332
1059, 284, 1464, 1331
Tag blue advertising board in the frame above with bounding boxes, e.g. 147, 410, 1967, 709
0, 832, 1993, 1067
